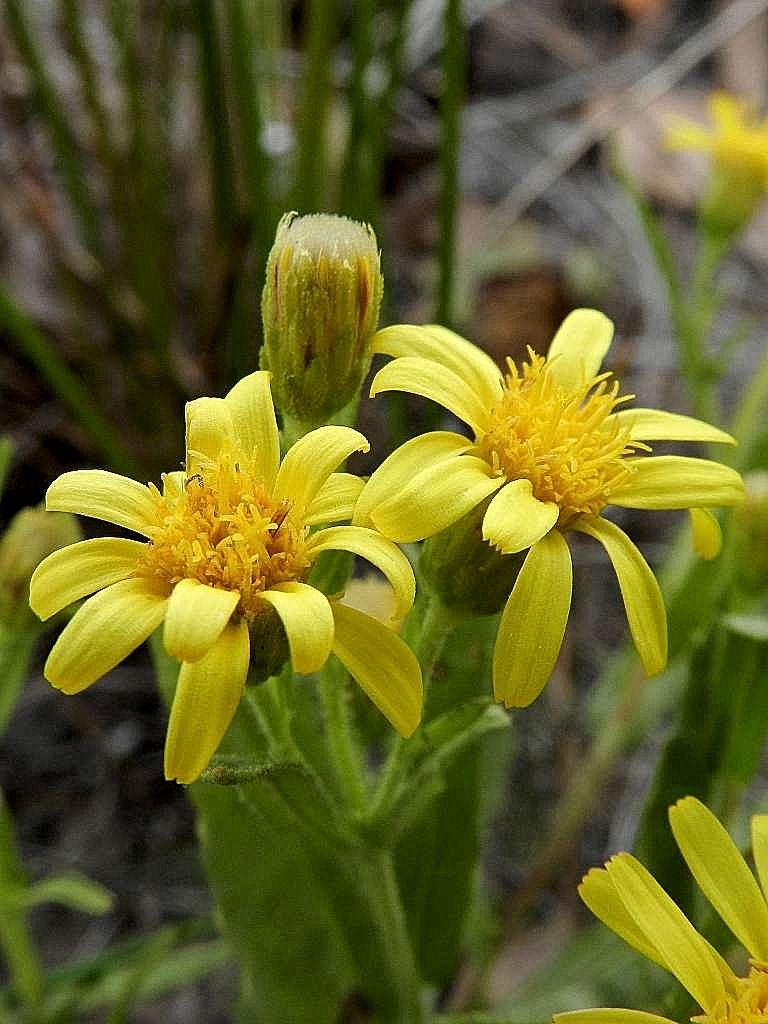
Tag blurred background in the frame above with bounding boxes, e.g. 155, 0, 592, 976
2, 0, 768, 1019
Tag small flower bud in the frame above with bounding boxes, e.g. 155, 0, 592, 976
261, 212, 384, 432
2, 507, 81, 624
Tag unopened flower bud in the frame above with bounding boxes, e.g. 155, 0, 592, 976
1, 507, 81, 624
261, 212, 383, 432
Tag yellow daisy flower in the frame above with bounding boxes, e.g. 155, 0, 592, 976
354, 309, 744, 707
30, 371, 421, 784
555, 796, 768, 1024
666, 92, 768, 189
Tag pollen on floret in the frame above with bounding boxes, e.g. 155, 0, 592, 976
693, 965, 768, 1024
136, 445, 312, 618
477, 350, 646, 525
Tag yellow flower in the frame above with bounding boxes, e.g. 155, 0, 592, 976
555, 797, 768, 1024
30, 371, 421, 784
354, 309, 744, 707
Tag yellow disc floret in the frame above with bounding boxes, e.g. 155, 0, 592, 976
137, 446, 311, 618
695, 965, 768, 1024
477, 349, 644, 525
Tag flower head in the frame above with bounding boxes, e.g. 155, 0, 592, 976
30, 371, 421, 783
555, 797, 768, 1024
354, 310, 744, 707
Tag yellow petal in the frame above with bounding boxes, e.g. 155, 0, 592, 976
372, 323, 503, 408
259, 582, 334, 675
274, 425, 369, 519
163, 579, 240, 663
307, 526, 415, 622
353, 431, 471, 529
45, 579, 167, 694
46, 470, 158, 537
224, 371, 280, 488
665, 121, 714, 153
545, 309, 614, 390
611, 456, 745, 510
162, 471, 186, 497
370, 356, 490, 436
752, 816, 768, 902
185, 397, 235, 474
555, 1012, 676, 1024
690, 508, 722, 560
481, 479, 558, 554
710, 91, 745, 130
573, 516, 667, 677
493, 531, 572, 708
608, 408, 736, 446
371, 455, 503, 543
331, 602, 422, 736
305, 473, 365, 526
30, 537, 144, 621
578, 867, 668, 969
164, 619, 249, 784
605, 853, 725, 1013
669, 796, 768, 960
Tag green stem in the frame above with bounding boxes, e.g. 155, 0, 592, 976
319, 660, 368, 813
245, 668, 301, 761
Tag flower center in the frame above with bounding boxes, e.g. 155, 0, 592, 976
695, 965, 768, 1024
477, 351, 643, 525
137, 446, 312, 619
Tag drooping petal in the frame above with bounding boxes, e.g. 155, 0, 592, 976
46, 470, 159, 537
305, 473, 365, 526
30, 537, 145, 621
163, 579, 240, 663
372, 323, 503, 408
371, 455, 504, 543
370, 357, 491, 436
164, 619, 249, 784
573, 516, 667, 677
259, 582, 334, 675
306, 526, 415, 622
752, 816, 768, 902
578, 868, 668, 970
353, 431, 471, 529
690, 508, 722, 560
608, 408, 736, 446
224, 371, 280, 488
669, 796, 768, 960
481, 478, 558, 554
545, 309, 614, 390
555, 1011, 677, 1024
185, 398, 236, 473
605, 853, 726, 1013
44, 579, 167, 694
273, 425, 369, 519
493, 531, 572, 708
610, 456, 745, 510
331, 602, 422, 736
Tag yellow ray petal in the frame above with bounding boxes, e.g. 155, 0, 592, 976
579, 867, 669, 969
752, 816, 768, 903
307, 526, 415, 622
608, 408, 736, 446
162, 471, 186, 497
573, 516, 667, 677
353, 431, 471, 529
163, 579, 240, 663
46, 470, 158, 537
185, 397, 236, 474
481, 479, 558, 554
331, 602, 422, 736
669, 796, 768, 960
545, 309, 614, 390
493, 531, 572, 708
224, 371, 281, 489
259, 582, 334, 675
305, 473, 365, 526
164, 619, 249, 784
555, 1011, 677, 1024
30, 537, 145, 621
606, 853, 726, 1013
690, 508, 722, 560
44, 579, 167, 694
371, 455, 504, 543
370, 356, 491, 436
611, 456, 745, 510
372, 323, 503, 408
666, 121, 714, 152
710, 91, 745, 129
274, 425, 369, 520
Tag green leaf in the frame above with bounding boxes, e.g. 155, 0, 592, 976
22, 874, 113, 915
723, 613, 768, 642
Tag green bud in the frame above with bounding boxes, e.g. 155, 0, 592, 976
261, 212, 383, 431
700, 166, 764, 242
246, 604, 290, 684
1, 507, 82, 624
419, 499, 526, 617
